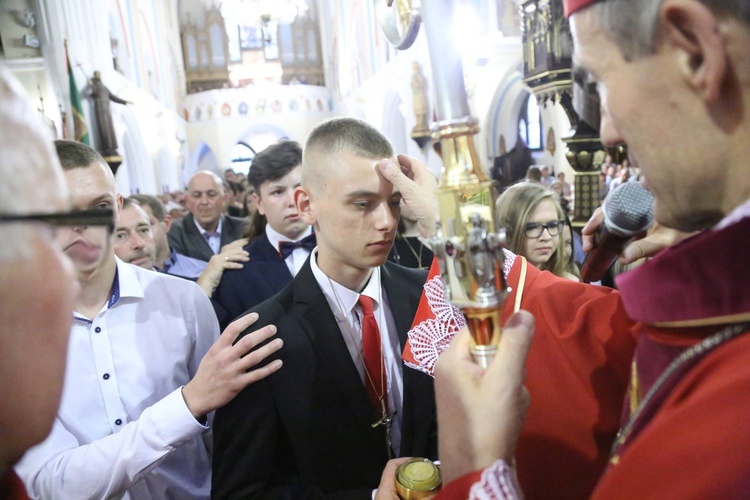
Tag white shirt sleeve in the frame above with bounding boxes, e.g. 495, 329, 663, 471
16, 275, 220, 500
16, 388, 207, 499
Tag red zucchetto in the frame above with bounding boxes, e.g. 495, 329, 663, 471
564, 0, 601, 17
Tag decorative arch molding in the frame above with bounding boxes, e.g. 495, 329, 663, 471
236, 123, 292, 152
120, 106, 157, 194
186, 142, 218, 183
484, 59, 528, 158
156, 144, 179, 193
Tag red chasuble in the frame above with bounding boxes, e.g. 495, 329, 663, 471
590, 217, 750, 498
405, 252, 638, 499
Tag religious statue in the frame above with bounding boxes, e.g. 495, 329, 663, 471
85, 71, 129, 159
396, 0, 412, 36
546, 127, 556, 155
410, 61, 430, 143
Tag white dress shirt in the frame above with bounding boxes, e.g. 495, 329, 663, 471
309, 250, 404, 456
15, 258, 220, 499
265, 224, 313, 277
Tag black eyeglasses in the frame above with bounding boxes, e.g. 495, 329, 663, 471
524, 220, 564, 239
0, 208, 115, 234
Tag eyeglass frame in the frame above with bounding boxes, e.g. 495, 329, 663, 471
0, 208, 115, 234
524, 219, 565, 239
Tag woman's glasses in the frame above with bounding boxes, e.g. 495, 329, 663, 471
524, 220, 564, 239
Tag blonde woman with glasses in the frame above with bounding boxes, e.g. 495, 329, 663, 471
495, 182, 578, 281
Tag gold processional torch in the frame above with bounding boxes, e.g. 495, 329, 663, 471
377, 0, 510, 369
376, 2, 511, 497
376, 0, 510, 369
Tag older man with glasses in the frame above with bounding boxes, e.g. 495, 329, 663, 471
0, 62, 106, 499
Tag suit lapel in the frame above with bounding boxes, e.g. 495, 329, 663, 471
220, 215, 236, 248
184, 214, 214, 260
289, 262, 433, 456
251, 235, 293, 291
382, 264, 417, 350
381, 263, 435, 457
293, 263, 382, 435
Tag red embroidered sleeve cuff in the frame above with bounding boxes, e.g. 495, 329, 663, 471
436, 460, 521, 499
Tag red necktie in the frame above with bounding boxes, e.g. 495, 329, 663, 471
358, 295, 387, 417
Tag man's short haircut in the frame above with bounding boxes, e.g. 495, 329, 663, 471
526, 166, 542, 183
304, 117, 394, 160
54, 140, 107, 171
247, 140, 303, 193
129, 194, 167, 222
584, 0, 750, 60
120, 197, 140, 211
302, 117, 394, 193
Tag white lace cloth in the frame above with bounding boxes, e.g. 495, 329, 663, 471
405, 250, 517, 376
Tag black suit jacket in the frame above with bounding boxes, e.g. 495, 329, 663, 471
211, 234, 294, 330
167, 213, 248, 262
212, 261, 437, 500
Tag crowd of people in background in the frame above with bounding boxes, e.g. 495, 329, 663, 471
599, 154, 641, 201
153, 167, 257, 225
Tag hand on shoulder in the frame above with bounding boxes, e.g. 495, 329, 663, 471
181, 312, 283, 419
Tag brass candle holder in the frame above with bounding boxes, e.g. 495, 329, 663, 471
429, 118, 509, 368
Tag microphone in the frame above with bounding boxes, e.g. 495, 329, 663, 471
580, 181, 654, 283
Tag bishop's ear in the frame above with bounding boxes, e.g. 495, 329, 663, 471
661, 0, 727, 103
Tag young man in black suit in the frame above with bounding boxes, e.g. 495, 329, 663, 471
211, 141, 314, 330
212, 118, 438, 499
167, 170, 248, 262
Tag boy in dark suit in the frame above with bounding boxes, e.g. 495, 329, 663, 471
212, 141, 314, 330
212, 118, 438, 499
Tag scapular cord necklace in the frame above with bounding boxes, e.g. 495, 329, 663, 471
399, 234, 424, 268
326, 273, 395, 456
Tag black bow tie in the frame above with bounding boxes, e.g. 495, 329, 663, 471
278, 233, 317, 259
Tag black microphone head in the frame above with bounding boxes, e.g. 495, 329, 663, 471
602, 181, 654, 237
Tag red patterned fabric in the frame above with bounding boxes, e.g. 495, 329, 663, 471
436, 470, 484, 500
564, 0, 601, 17
435, 460, 521, 500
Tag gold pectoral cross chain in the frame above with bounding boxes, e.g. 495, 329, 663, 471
372, 398, 394, 459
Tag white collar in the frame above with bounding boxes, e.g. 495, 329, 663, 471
265, 223, 313, 251
114, 256, 145, 301
309, 248, 381, 320
192, 215, 223, 236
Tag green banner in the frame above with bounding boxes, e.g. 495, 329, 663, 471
67, 50, 89, 145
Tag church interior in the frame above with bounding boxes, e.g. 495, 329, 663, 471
0, 0, 612, 224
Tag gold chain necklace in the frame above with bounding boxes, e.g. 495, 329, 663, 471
325, 270, 396, 457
